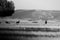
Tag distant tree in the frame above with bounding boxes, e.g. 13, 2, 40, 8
0, 0, 15, 17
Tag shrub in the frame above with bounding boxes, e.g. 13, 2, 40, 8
0, 0, 15, 17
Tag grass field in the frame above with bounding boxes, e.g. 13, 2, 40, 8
0, 10, 60, 40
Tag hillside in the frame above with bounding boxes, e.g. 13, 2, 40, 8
11, 10, 35, 19
7, 9, 60, 21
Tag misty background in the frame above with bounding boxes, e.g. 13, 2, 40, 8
6, 0, 60, 21
11, 0, 60, 10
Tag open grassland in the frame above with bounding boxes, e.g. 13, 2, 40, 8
10, 9, 60, 21
0, 20, 60, 40
0, 10, 60, 40
0, 20, 60, 28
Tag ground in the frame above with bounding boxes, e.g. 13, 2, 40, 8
0, 19, 60, 40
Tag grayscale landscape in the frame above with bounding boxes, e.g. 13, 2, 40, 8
1, 9, 60, 40
1, 0, 60, 40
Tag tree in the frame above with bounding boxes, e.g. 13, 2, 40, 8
0, 0, 15, 17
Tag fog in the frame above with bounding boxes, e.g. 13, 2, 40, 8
12, 0, 60, 10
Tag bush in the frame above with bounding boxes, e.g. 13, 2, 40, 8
0, 0, 15, 17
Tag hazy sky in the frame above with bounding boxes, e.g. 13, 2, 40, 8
12, 0, 60, 10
